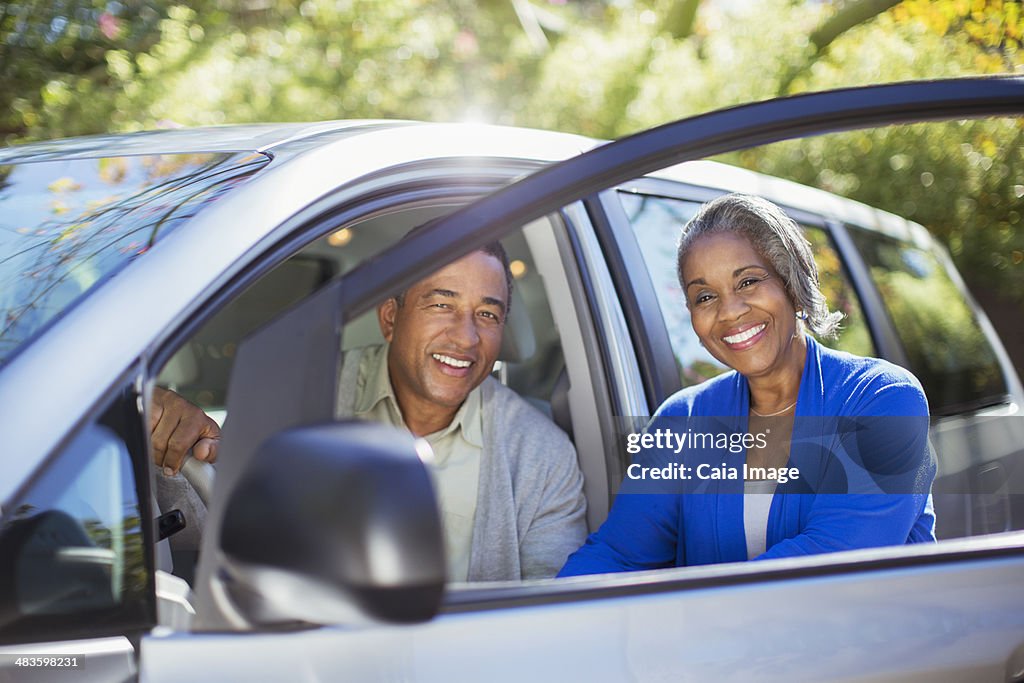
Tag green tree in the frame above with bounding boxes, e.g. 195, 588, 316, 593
3, 0, 1022, 316
0, 1, 233, 142
1, 0, 570, 140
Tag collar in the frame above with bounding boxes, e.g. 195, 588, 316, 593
354, 343, 483, 446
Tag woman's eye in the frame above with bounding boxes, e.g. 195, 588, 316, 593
738, 277, 761, 289
695, 293, 714, 305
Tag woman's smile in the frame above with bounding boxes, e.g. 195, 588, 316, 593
721, 322, 768, 349
681, 231, 805, 383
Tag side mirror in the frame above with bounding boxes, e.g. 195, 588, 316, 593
216, 421, 444, 627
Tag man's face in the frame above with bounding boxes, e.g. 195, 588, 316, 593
378, 250, 508, 429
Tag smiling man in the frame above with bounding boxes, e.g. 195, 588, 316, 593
154, 242, 588, 582
373, 249, 508, 437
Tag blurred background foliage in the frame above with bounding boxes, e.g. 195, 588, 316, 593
1, 0, 1022, 359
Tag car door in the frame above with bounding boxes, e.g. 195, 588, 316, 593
142, 77, 1024, 682
0, 372, 153, 683
590, 174, 1024, 540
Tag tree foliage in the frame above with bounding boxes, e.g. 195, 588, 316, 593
1, 0, 1022, 307
515, 0, 1023, 304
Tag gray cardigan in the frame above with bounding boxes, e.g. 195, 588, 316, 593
157, 349, 588, 582
337, 347, 588, 581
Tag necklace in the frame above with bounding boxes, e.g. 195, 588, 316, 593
750, 400, 797, 417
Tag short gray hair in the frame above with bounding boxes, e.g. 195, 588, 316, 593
676, 193, 842, 339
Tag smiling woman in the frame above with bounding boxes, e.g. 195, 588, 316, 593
681, 230, 806, 392
560, 193, 938, 575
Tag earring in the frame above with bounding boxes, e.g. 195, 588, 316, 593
796, 310, 808, 320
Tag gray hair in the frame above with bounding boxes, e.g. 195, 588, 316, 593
676, 193, 842, 339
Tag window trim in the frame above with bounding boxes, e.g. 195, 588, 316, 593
441, 531, 1024, 613
826, 219, 910, 368
589, 189, 681, 410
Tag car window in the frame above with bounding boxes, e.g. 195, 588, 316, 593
0, 387, 152, 645
621, 191, 874, 388
847, 225, 1008, 414
155, 205, 576, 585
0, 153, 269, 368
157, 207, 436, 417
161, 211, 564, 424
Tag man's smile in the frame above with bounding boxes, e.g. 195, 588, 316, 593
432, 353, 474, 369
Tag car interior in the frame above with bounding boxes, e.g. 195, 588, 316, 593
155, 203, 617, 594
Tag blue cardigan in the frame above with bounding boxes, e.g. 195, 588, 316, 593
560, 337, 936, 576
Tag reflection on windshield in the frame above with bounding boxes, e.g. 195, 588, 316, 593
0, 152, 269, 367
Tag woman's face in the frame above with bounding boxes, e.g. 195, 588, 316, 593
680, 231, 804, 381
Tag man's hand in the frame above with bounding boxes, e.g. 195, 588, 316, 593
149, 386, 221, 475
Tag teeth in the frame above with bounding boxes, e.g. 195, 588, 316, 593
433, 353, 472, 368
723, 324, 766, 344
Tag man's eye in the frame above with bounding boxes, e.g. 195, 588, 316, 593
479, 310, 501, 322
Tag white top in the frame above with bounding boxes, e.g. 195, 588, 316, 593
354, 344, 482, 582
743, 478, 777, 560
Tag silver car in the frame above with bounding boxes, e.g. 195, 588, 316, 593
2, 77, 1023, 682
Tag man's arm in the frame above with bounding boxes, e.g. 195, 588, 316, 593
149, 387, 220, 551
150, 386, 221, 473
518, 437, 588, 580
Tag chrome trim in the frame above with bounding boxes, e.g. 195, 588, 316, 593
563, 202, 648, 419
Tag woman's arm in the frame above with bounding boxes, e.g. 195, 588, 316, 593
756, 492, 934, 559
558, 493, 681, 577
760, 379, 937, 559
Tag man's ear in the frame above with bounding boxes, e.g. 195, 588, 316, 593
377, 298, 398, 343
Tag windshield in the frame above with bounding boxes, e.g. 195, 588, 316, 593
0, 152, 269, 367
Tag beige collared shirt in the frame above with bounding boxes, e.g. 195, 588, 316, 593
352, 344, 482, 582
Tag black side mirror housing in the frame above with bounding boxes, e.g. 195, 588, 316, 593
218, 421, 444, 626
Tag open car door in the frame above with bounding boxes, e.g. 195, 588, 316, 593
147, 77, 1024, 683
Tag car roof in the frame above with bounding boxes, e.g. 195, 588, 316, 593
1, 119, 934, 249
647, 160, 936, 249
0, 120, 410, 164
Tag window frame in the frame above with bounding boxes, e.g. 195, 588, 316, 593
843, 220, 1012, 415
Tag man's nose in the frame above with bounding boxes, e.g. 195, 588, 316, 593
446, 311, 480, 347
